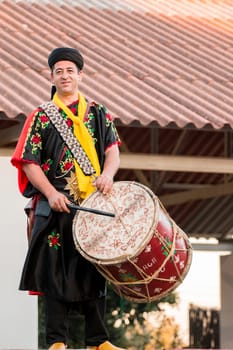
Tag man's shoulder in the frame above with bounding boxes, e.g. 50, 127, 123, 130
29, 101, 51, 116
25, 103, 52, 128
89, 100, 107, 113
26, 106, 42, 121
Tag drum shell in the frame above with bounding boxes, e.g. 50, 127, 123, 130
73, 181, 192, 303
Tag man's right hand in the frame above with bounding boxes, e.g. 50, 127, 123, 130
47, 190, 70, 213
22, 162, 70, 213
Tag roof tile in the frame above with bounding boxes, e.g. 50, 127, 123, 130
1, 0, 233, 129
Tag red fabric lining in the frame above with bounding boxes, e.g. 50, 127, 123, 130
11, 109, 40, 194
28, 291, 44, 296
105, 140, 121, 152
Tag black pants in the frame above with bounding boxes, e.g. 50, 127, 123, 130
45, 295, 109, 347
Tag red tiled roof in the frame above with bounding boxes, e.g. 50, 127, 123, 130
1, 0, 233, 129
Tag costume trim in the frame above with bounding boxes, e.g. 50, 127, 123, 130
40, 100, 95, 176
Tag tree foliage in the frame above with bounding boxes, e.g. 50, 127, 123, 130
105, 285, 183, 350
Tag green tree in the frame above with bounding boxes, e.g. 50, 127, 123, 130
105, 285, 180, 349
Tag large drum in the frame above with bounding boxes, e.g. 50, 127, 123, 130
73, 181, 192, 303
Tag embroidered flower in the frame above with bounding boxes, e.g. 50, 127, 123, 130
60, 149, 74, 174
84, 112, 94, 123
66, 118, 73, 128
39, 113, 50, 128
31, 133, 41, 144
105, 112, 114, 127
41, 159, 53, 174
83, 112, 97, 143
63, 161, 73, 171
30, 133, 42, 154
48, 231, 61, 250
105, 113, 113, 121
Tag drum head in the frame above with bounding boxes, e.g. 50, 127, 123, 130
73, 181, 159, 264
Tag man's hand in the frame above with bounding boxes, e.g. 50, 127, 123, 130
47, 190, 71, 213
93, 144, 120, 195
93, 174, 113, 195
22, 163, 71, 213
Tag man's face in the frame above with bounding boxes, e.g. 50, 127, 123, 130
51, 60, 82, 96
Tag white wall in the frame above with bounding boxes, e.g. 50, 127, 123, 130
0, 156, 38, 349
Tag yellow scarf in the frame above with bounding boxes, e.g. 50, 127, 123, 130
53, 92, 100, 199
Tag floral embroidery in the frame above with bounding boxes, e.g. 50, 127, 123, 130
105, 112, 113, 127
38, 112, 50, 129
60, 149, 74, 174
48, 231, 61, 250
84, 112, 97, 144
66, 118, 73, 128
41, 159, 53, 174
30, 133, 42, 154
105, 113, 112, 121
59, 110, 74, 129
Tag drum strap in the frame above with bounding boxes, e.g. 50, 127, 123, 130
40, 100, 95, 176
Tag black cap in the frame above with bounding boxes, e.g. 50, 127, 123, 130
48, 47, 84, 71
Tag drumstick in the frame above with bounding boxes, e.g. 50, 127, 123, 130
67, 203, 115, 217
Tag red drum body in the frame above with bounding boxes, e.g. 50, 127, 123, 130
73, 181, 192, 303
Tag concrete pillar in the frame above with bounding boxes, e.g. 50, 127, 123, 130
0, 157, 38, 349
220, 253, 233, 348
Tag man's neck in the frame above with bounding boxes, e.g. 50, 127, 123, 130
56, 92, 78, 106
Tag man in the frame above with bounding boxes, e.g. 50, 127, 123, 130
11, 47, 124, 350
